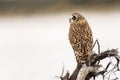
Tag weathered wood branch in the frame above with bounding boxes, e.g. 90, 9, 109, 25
60, 49, 120, 80
90, 49, 119, 66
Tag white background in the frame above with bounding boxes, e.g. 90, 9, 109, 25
0, 11, 120, 80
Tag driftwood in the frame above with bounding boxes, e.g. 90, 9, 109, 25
60, 48, 120, 80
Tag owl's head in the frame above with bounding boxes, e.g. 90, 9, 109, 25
69, 13, 85, 24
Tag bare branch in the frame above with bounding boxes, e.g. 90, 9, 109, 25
90, 49, 119, 66
59, 49, 120, 80
69, 63, 82, 80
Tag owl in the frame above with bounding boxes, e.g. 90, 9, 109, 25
69, 13, 93, 64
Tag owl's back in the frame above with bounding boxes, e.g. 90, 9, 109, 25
69, 18, 93, 63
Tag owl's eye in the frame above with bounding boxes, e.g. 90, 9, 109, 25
72, 16, 76, 20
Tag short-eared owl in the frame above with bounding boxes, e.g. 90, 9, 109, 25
69, 13, 93, 63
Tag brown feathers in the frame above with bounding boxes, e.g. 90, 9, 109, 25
69, 13, 93, 63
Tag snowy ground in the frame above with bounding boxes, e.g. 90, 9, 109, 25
0, 11, 120, 80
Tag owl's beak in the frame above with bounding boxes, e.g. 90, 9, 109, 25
69, 18, 72, 23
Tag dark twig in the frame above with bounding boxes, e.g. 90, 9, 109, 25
61, 63, 65, 77
92, 39, 100, 54
114, 52, 120, 70
105, 62, 111, 70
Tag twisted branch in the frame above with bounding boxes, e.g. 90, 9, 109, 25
60, 49, 120, 80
